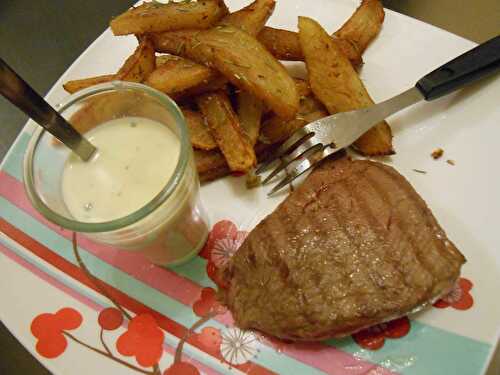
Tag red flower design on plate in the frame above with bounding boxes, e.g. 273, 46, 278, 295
200, 220, 247, 288
352, 317, 411, 350
164, 362, 200, 375
31, 307, 83, 358
192, 287, 227, 317
191, 327, 222, 357
98, 307, 124, 330
434, 277, 474, 310
116, 314, 164, 367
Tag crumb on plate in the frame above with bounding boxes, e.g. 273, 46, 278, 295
246, 170, 262, 189
413, 169, 427, 174
431, 148, 444, 159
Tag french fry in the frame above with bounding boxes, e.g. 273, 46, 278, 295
182, 108, 217, 150
145, 55, 218, 96
257, 27, 362, 67
63, 38, 156, 94
298, 16, 393, 155
237, 91, 263, 146
220, 0, 275, 36
197, 91, 256, 172
110, 0, 229, 35
151, 26, 299, 119
63, 74, 116, 94
334, 0, 385, 54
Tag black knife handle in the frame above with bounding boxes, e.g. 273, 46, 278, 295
416, 35, 500, 101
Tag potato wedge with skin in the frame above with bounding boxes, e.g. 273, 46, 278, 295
195, 148, 229, 182
260, 95, 328, 144
151, 26, 299, 119
298, 16, 393, 156
294, 78, 312, 98
334, 0, 384, 54
63, 74, 116, 94
197, 91, 256, 172
145, 55, 218, 95
182, 108, 217, 150
116, 37, 156, 82
219, 0, 275, 36
170, 75, 228, 101
110, 0, 229, 35
64, 38, 156, 94
237, 91, 263, 146
257, 26, 362, 67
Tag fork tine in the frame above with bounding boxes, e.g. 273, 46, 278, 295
255, 127, 313, 175
267, 146, 342, 196
267, 156, 318, 196
261, 141, 323, 184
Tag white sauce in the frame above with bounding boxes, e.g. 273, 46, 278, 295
62, 117, 180, 222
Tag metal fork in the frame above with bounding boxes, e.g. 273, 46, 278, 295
257, 35, 500, 195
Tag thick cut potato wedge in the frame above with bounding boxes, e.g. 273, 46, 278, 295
237, 91, 263, 146
145, 55, 218, 95
334, 0, 384, 54
195, 148, 229, 182
298, 17, 393, 155
63, 74, 116, 94
220, 0, 275, 36
151, 26, 299, 119
196, 142, 280, 182
110, 0, 229, 35
116, 37, 156, 81
260, 94, 328, 144
197, 91, 256, 172
257, 27, 362, 67
171, 76, 228, 101
182, 108, 217, 150
63, 38, 156, 94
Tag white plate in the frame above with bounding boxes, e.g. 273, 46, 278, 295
1, 1, 499, 374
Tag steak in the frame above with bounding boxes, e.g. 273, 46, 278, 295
221, 157, 466, 340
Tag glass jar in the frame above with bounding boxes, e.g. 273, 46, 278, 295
23, 81, 209, 266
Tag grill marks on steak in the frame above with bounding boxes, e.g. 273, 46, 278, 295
222, 158, 465, 340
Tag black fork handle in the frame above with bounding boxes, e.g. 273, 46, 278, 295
416, 35, 500, 101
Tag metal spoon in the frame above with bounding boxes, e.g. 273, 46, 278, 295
0, 58, 96, 161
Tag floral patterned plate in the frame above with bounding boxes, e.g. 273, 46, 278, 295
1, 1, 500, 374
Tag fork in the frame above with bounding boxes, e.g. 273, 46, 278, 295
257, 35, 500, 195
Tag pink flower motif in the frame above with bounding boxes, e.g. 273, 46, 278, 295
211, 232, 247, 267
192, 287, 227, 318
116, 314, 164, 367
163, 362, 200, 375
30, 307, 83, 358
191, 327, 222, 357
201, 220, 247, 288
352, 317, 411, 351
98, 307, 123, 331
434, 277, 474, 310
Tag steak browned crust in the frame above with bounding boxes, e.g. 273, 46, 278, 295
222, 158, 466, 340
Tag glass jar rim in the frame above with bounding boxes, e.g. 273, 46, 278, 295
23, 81, 190, 233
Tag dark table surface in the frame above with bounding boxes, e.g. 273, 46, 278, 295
0, 0, 499, 374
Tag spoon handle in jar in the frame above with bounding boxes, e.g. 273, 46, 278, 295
0, 58, 96, 161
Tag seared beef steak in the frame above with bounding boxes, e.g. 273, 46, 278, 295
221, 158, 465, 340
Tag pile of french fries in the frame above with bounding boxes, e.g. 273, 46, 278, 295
63, 0, 392, 183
